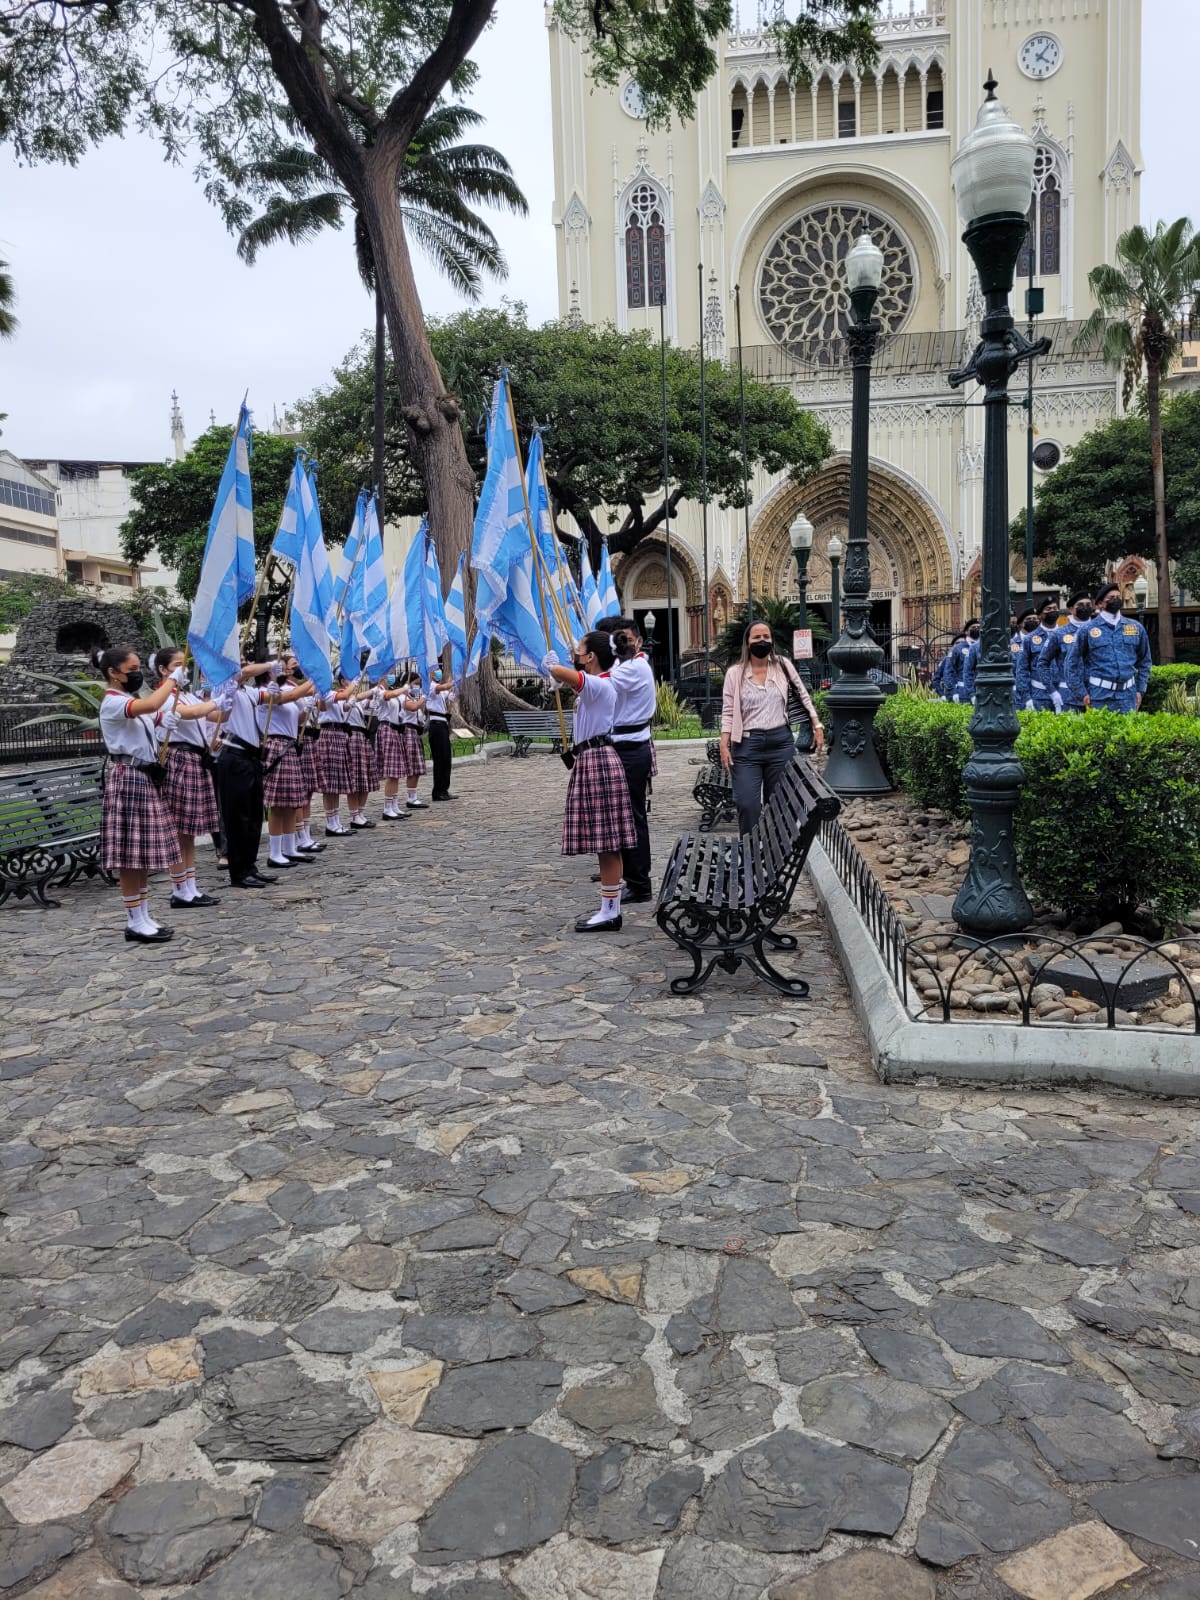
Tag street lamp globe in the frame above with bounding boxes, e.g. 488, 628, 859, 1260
845, 233, 885, 293
827, 534, 844, 561
1133, 575, 1149, 607
789, 513, 814, 553
951, 73, 1037, 227
644, 611, 656, 632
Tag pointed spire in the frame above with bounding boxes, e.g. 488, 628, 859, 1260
209, 408, 217, 428
567, 283, 583, 331
170, 390, 187, 461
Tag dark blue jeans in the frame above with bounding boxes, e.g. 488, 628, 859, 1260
730, 724, 794, 835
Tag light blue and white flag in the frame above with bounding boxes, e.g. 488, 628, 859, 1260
291, 464, 334, 694
188, 402, 256, 689
464, 626, 488, 681
338, 492, 369, 677
444, 555, 469, 680
400, 520, 451, 686
596, 539, 620, 619
471, 373, 530, 634
579, 539, 603, 630
489, 546, 554, 673
526, 430, 585, 643
422, 534, 451, 676
331, 492, 363, 623
359, 494, 393, 680
270, 454, 305, 569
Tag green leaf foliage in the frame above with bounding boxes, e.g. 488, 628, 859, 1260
875, 696, 1200, 924
0, 574, 90, 629
291, 305, 830, 556
1013, 387, 1200, 592
120, 425, 301, 603
1141, 662, 1200, 713
711, 596, 831, 669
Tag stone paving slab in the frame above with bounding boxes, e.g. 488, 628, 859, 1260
0, 747, 1196, 1596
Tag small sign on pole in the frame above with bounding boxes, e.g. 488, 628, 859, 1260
792, 629, 813, 659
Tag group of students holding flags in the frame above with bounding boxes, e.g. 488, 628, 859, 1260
93, 374, 643, 940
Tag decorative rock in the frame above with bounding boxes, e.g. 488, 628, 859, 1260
291, 1307, 396, 1353
369, 1361, 444, 1425
181, 1534, 352, 1599
78, 1337, 201, 1396
631, 1168, 695, 1194
20, 1552, 140, 1600
0, 1387, 76, 1451
565, 1264, 643, 1303
536, 1302, 652, 1364
930, 1298, 1066, 1363
255, 1476, 310, 1533
699, 1430, 910, 1551
643, 1251, 721, 1314
234, 1272, 335, 1324
655, 1535, 785, 1600
1041, 954, 1172, 1009
0, 1525, 79, 1593
1024, 1398, 1167, 1483
1089, 1477, 1200, 1562
101, 1479, 250, 1584
403, 1313, 537, 1363
199, 1358, 376, 1462
713, 1258, 805, 1333
418, 1359, 563, 1437
200, 1327, 289, 1378
560, 1362, 673, 1446
510, 1537, 664, 1600
326, 1243, 404, 1292
965, 1262, 1084, 1309
769, 1549, 936, 1600
418, 1434, 576, 1563
502, 1269, 586, 1314
1, 1439, 140, 1523
917, 1424, 1072, 1566
858, 1326, 957, 1387
995, 1521, 1144, 1600
573, 1445, 703, 1544
308, 1422, 475, 1544
774, 1328, 870, 1385
801, 1376, 953, 1461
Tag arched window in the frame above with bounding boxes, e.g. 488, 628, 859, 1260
624, 182, 668, 308
1017, 147, 1063, 278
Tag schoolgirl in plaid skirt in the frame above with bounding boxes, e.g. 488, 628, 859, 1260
344, 690, 379, 825
151, 647, 223, 911
374, 675, 417, 822
543, 631, 636, 934
93, 645, 187, 944
292, 689, 324, 855
255, 653, 319, 870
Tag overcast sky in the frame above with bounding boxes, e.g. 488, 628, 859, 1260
0, 0, 1190, 464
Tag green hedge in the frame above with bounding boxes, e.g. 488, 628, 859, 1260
1142, 663, 1200, 713
874, 697, 1200, 923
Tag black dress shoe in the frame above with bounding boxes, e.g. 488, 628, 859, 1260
283, 853, 315, 864
350, 819, 376, 829
232, 876, 268, 889
253, 871, 278, 884
431, 793, 457, 802
125, 925, 174, 943
574, 913, 623, 933
267, 858, 294, 870
301, 841, 326, 852
621, 889, 654, 904
406, 798, 429, 809
169, 893, 221, 908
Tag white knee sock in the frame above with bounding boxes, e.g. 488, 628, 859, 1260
282, 832, 296, 857
587, 885, 622, 925
138, 888, 159, 932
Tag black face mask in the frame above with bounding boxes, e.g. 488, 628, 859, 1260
1074, 607, 1092, 622
1022, 618, 1039, 633
1040, 615, 1058, 630
748, 640, 772, 659
123, 670, 144, 694
1104, 596, 1122, 614
968, 629, 980, 641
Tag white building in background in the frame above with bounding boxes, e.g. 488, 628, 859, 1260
547, 0, 1142, 662
0, 454, 61, 581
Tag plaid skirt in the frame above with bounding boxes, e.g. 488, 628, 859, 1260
561, 745, 638, 857
375, 722, 407, 780
346, 730, 378, 794
316, 730, 351, 795
102, 761, 181, 873
398, 724, 427, 779
263, 735, 308, 808
298, 733, 319, 798
649, 740, 659, 778
163, 745, 220, 837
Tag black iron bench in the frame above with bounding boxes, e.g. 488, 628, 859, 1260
657, 755, 841, 997
503, 710, 575, 757
692, 738, 736, 830
0, 761, 109, 909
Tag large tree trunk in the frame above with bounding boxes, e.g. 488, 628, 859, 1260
1146, 351, 1175, 662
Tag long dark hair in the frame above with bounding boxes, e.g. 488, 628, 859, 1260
739, 620, 776, 671
91, 645, 136, 680
152, 646, 183, 679
581, 631, 615, 672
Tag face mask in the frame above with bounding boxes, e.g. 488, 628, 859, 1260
1104, 596, 1122, 614
1074, 607, 1092, 622
749, 640, 772, 659
968, 629, 980, 641
1022, 618, 1038, 633
123, 670, 144, 694
1040, 616, 1058, 630
572, 656, 584, 671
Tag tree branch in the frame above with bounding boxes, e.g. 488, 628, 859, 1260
382, 0, 495, 149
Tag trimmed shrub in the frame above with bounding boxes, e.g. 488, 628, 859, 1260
875, 697, 1200, 923
1142, 663, 1200, 714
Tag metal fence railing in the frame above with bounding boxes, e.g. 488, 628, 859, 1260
0, 704, 98, 766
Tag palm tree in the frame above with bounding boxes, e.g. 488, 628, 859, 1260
0, 259, 17, 339
1079, 218, 1200, 661
234, 103, 527, 520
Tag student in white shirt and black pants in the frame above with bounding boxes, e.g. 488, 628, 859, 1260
213, 663, 285, 889
597, 616, 656, 904
426, 670, 455, 801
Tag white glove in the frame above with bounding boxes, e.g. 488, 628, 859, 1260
215, 674, 239, 700
170, 665, 188, 687
541, 651, 561, 677
1024, 698, 1035, 711
1050, 691, 1064, 713
216, 691, 236, 714
159, 709, 181, 734
266, 659, 282, 681
263, 681, 283, 701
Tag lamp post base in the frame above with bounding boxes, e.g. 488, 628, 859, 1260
823, 680, 891, 795
951, 749, 1033, 936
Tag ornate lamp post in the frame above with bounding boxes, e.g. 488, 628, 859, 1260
948, 75, 1050, 937
789, 513, 815, 751
643, 611, 657, 677
827, 534, 843, 684
824, 233, 891, 795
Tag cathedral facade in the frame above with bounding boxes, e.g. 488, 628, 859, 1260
547, 0, 1142, 664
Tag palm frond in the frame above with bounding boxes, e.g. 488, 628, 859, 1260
0, 259, 17, 340
236, 145, 329, 196
237, 193, 346, 263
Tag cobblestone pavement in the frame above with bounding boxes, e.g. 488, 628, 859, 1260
0, 745, 1199, 1599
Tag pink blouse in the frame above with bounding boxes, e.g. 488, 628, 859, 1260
721, 658, 820, 744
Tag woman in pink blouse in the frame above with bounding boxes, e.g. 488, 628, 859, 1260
720, 621, 824, 833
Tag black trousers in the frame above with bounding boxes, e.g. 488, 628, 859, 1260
615, 739, 653, 896
428, 719, 452, 798
215, 744, 264, 883
731, 724, 794, 835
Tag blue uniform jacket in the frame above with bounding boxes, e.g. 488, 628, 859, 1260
1036, 622, 1085, 709
947, 637, 977, 701
932, 653, 953, 699
1066, 615, 1152, 708
1013, 627, 1056, 709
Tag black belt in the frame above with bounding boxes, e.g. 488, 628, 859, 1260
110, 754, 160, 772
319, 723, 349, 733
224, 736, 262, 759
612, 720, 651, 736
348, 725, 368, 736
303, 726, 321, 739
168, 741, 206, 753
574, 734, 613, 754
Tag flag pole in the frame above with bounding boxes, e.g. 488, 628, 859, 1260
505, 383, 571, 752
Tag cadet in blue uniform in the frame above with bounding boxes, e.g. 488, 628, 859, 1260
1013, 598, 1062, 711
1067, 581, 1152, 712
1036, 591, 1092, 711
932, 637, 962, 700
948, 621, 980, 703
1009, 609, 1039, 707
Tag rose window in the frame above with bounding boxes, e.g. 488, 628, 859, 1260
757, 203, 915, 354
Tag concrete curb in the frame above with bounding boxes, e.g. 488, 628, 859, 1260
806, 839, 1200, 1099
